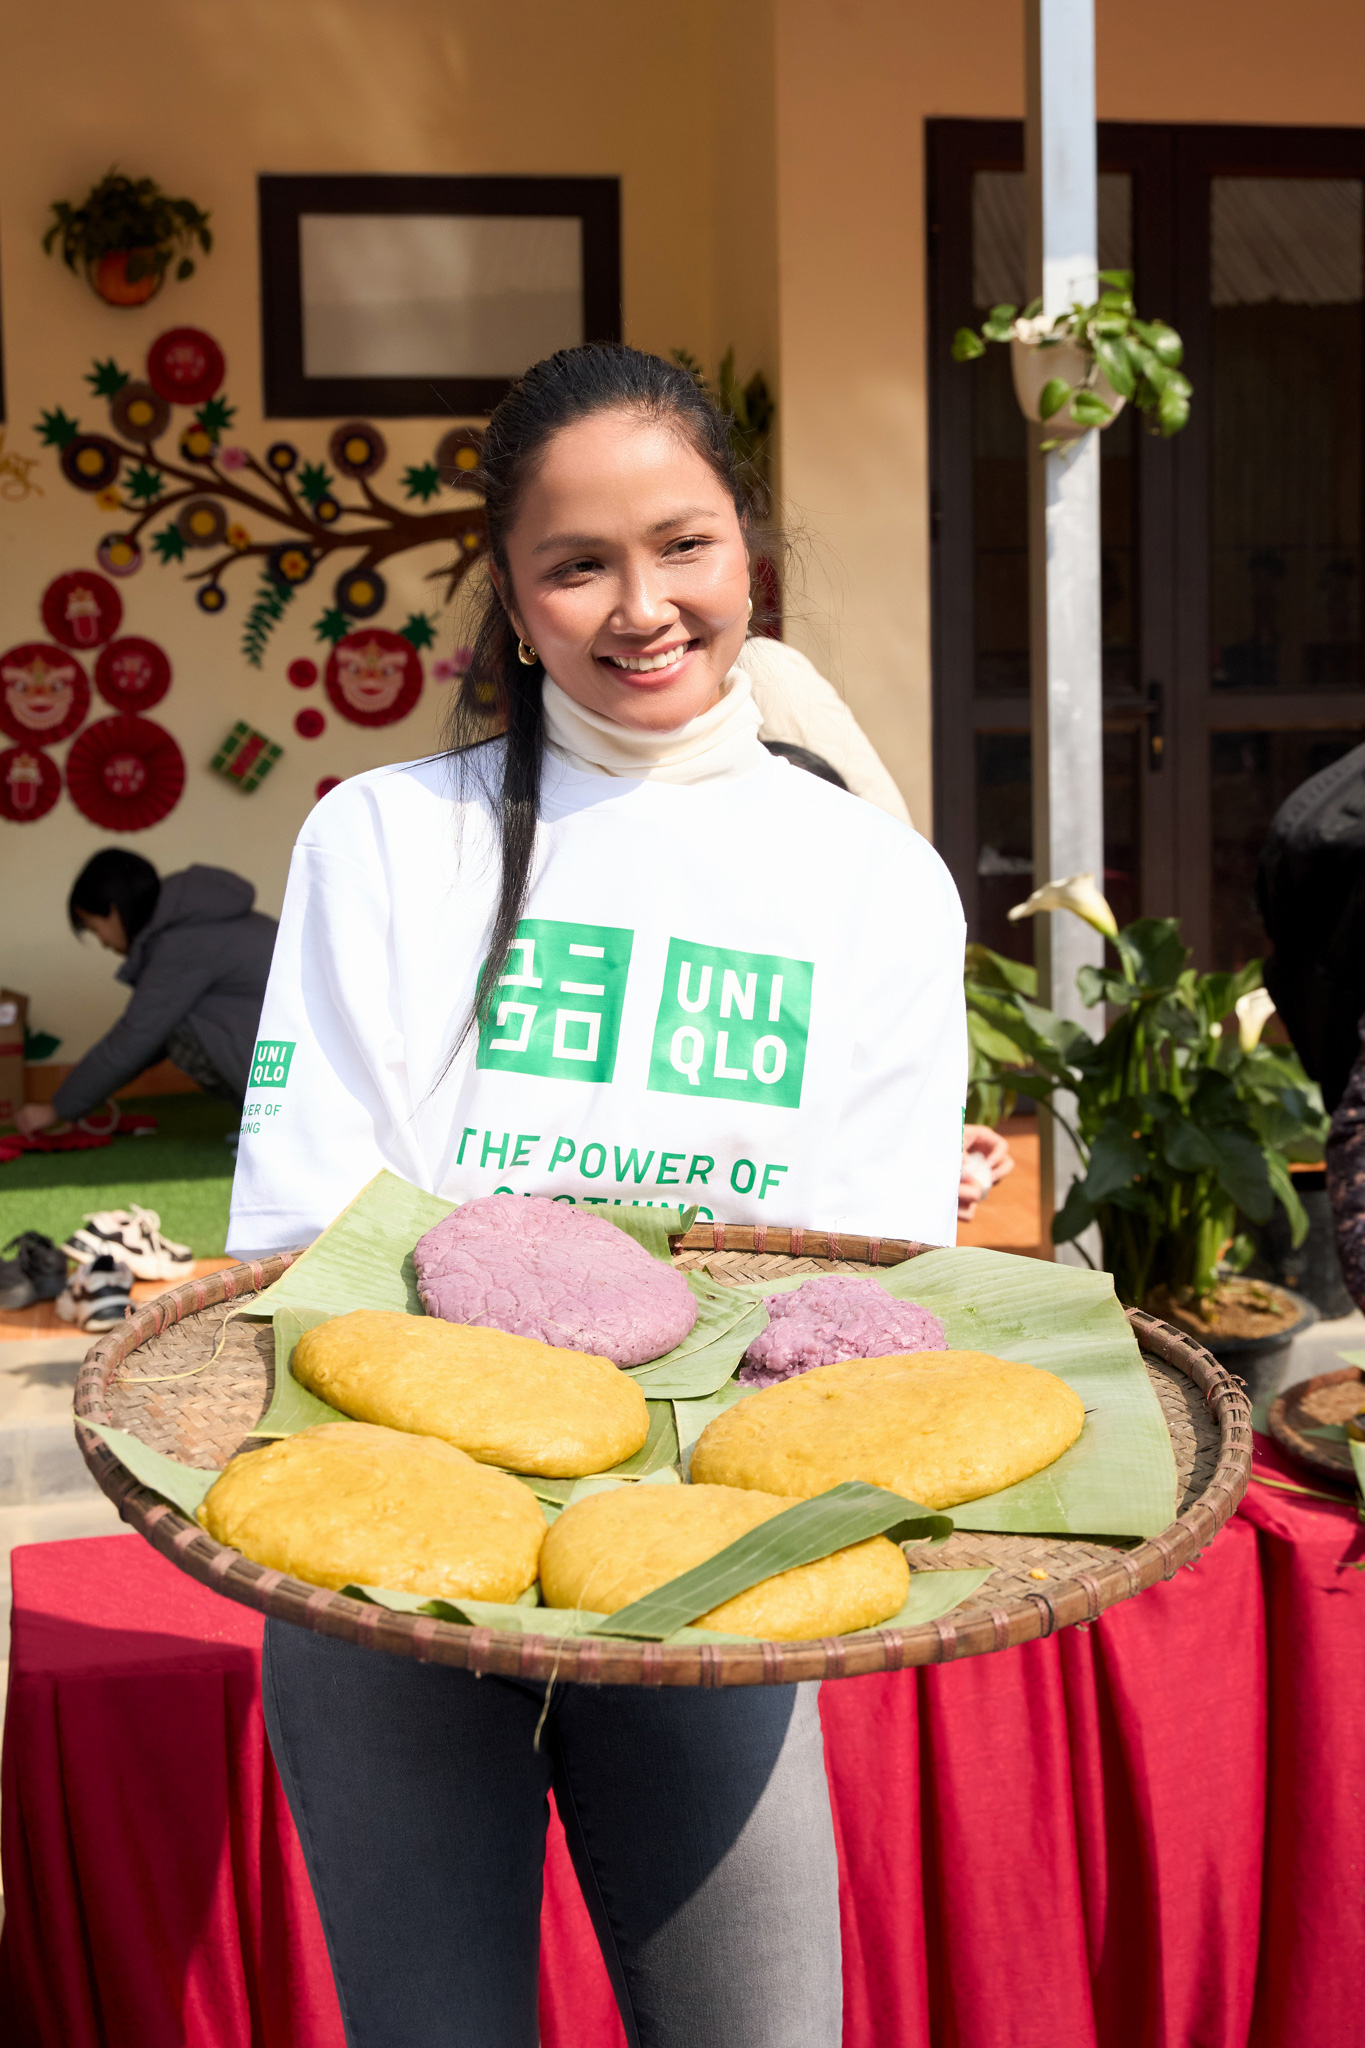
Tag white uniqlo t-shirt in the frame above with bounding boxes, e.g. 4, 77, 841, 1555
226, 746, 967, 1256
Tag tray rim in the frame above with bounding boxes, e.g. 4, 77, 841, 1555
1266, 1365, 1363, 1486
72, 1236, 1254, 1686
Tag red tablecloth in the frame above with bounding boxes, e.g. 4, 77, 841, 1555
3, 1437, 1362, 2048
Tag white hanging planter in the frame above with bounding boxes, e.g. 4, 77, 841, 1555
1010, 335, 1125, 436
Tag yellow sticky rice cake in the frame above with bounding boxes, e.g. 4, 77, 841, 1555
539, 1481, 910, 1640
690, 1350, 1086, 1511
292, 1309, 649, 1478
196, 1420, 546, 1599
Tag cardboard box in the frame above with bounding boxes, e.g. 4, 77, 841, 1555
0, 989, 28, 1130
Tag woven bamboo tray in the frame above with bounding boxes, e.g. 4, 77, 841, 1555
73, 1224, 1253, 1686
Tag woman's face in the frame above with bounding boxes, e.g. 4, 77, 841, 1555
499, 408, 751, 731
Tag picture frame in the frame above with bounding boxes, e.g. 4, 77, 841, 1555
258, 174, 621, 419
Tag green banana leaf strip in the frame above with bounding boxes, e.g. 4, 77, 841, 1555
244, 1167, 696, 1319
625, 1279, 768, 1397
588, 1480, 952, 1639
1352, 1438, 1365, 1503
719, 1246, 1176, 1540
499, 1404, 679, 1506
82, 1421, 220, 1520
346, 1564, 991, 1645
250, 1308, 349, 1436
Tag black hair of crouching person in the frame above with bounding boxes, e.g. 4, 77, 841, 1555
68, 848, 161, 943
761, 740, 850, 790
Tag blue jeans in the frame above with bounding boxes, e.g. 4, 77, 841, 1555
262, 1620, 843, 2048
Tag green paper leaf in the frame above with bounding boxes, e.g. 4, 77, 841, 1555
399, 612, 438, 650
124, 462, 165, 503
401, 461, 443, 502
312, 607, 351, 646
297, 460, 334, 506
590, 1481, 952, 1639
36, 406, 80, 448
86, 358, 131, 398
82, 1420, 220, 1520
195, 396, 236, 438
151, 522, 187, 563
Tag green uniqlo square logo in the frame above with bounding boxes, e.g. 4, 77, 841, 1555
647, 938, 812, 1107
251, 1040, 295, 1088
476, 919, 634, 1084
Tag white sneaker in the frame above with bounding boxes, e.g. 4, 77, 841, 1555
56, 1254, 134, 1332
61, 1205, 193, 1283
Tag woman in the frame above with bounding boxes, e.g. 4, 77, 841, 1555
229, 345, 966, 2048
15, 849, 276, 1133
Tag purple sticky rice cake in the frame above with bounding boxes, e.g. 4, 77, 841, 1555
739, 1273, 946, 1387
412, 1194, 698, 1368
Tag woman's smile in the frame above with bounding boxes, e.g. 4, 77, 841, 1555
597, 637, 700, 682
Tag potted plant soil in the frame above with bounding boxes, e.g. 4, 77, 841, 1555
44, 171, 212, 308
966, 875, 1328, 1383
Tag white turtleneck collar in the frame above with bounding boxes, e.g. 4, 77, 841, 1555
540, 665, 768, 785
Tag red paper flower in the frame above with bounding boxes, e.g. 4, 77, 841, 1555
295, 707, 325, 738
94, 638, 172, 713
0, 643, 90, 743
315, 777, 341, 801
325, 629, 423, 728
0, 745, 61, 822
66, 715, 185, 832
147, 328, 226, 406
41, 571, 122, 651
288, 659, 318, 689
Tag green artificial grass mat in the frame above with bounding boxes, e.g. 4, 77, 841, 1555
0, 1095, 238, 1258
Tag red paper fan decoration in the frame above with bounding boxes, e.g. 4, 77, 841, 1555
94, 637, 172, 713
147, 328, 225, 406
325, 629, 423, 728
0, 746, 61, 823
288, 658, 317, 689
0, 642, 90, 743
41, 571, 122, 651
66, 716, 185, 832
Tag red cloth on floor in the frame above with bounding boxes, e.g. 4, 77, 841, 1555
0, 1113, 157, 1166
2, 1440, 1361, 2048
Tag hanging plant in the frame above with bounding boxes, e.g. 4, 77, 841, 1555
952, 271, 1191, 445
44, 171, 212, 308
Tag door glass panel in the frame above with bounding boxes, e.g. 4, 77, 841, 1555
1210, 730, 1363, 967
1210, 178, 1363, 691
975, 728, 1141, 962
970, 172, 1136, 700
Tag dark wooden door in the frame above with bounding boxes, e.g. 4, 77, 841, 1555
929, 120, 1365, 967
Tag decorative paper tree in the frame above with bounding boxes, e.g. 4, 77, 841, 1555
38, 333, 490, 667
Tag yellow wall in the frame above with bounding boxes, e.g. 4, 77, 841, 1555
771, 0, 1365, 834
0, 0, 777, 1063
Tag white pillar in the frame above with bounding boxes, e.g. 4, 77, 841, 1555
1025, 0, 1105, 1264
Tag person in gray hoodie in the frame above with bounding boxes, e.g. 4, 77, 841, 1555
15, 850, 277, 1134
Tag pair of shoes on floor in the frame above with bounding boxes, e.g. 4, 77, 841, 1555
0, 1231, 69, 1311
62, 1204, 192, 1283
56, 1255, 134, 1333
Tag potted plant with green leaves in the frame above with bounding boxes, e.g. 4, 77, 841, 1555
952, 271, 1191, 443
44, 171, 212, 308
966, 875, 1326, 1362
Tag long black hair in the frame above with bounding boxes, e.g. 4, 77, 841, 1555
444, 343, 755, 1039
68, 849, 160, 942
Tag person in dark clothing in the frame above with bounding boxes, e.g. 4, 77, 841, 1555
15, 851, 277, 1136
1326, 1027, 1365, 1310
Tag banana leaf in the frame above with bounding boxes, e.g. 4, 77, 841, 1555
245, 1168, 696, 1320
82, 1421, 220, 1520
625, 1273, 768, 1397
348, 1565, 992, 1644
718, 1247, 1178, 1540
590, 1481, 953, 1639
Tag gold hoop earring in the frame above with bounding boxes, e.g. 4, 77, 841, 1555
517, 638, 538, 666
746, 597, 754, 622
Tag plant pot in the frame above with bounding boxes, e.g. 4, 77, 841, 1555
90, 251, 164, 308
1149, 1280, 1318, 1401
1010, 336, 1125, 436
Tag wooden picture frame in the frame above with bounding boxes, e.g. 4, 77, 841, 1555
258, 174, 621, 419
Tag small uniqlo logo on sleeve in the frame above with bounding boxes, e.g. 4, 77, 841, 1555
475, 919, 634, 1085
250, 1040, 295, 1088
647, 939, 813, 1107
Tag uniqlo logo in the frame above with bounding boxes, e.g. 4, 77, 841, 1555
647, 939, 813, 1108
475, 919, 634, 1085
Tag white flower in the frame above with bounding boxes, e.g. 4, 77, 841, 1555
1007, 872, 1119, 940
1012, 314, 1060, 346
1235, 987, 1276, 1053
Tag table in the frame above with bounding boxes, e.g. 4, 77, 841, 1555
3, 1437, 1362, 2048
